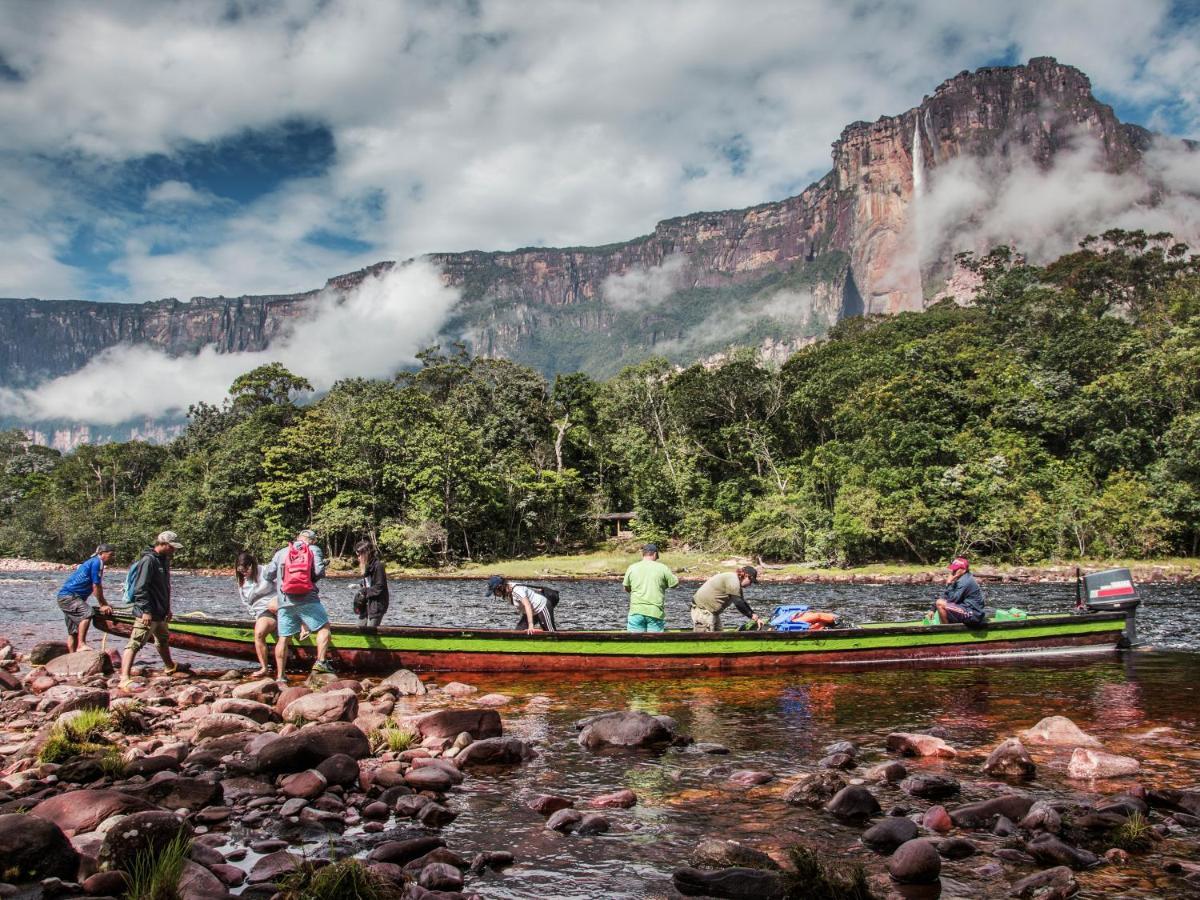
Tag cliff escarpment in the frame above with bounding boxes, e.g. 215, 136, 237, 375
0, 57, 1183, 394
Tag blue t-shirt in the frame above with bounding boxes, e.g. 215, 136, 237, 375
59, 555, 104, 599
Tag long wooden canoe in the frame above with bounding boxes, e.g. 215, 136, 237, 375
93, 609, 1134, 674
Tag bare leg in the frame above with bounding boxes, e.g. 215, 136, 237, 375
157, 637, 175, 670
76, 618, 92, 651
935, 599, 949, 624
120, 646, 136, 683
274, 636, 289, 680
66, 631, 78, 653
252, 617, 273, 675
315, 626, 331, 663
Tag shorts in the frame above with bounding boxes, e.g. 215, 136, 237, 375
57, 594, 94, 636
277, 602, 330, 638
254, 609, 278, 621
690, 607, 722, 632
127, 619, 170, 655
944, 603, 985, 627
627, 613, 665, 633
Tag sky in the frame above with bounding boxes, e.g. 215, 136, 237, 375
0, 0, 1198, 306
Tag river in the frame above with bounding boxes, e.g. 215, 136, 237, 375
3, 573, 1199, 897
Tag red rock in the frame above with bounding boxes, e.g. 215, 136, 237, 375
43, 649, 112, 678
404, 766, 454, 792
30, 789, 156, 835
440, 681, 477, 697
282, 689, 358, 724
231, 678, 280, 704
419, 861, 464, 891
279, 769, 328, 799
411, 708, 501, 740
179, 859, 233, 900
1020, 716, 1102, 748
190, 712, 264, 741
922, 805, 953, 833
1067, 749, 1140, 779
274, 684, 311, 716
210, 697, 278, 723
588, 789, 637, 809
322, 678, 363, 694
209, 863, 246, 887
247, 850, 301, 884
729, 770, 774, 786
83, 870, 128, 895
886, 732, 957, 758
529, 794, 575, 815
0, 812, 80, 882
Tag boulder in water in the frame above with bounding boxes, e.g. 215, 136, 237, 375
886, 839, 941, 884
981, 737, 1036, 779
1020, 715, 1101, 748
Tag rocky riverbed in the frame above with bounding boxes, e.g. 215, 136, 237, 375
1, 636, 1200, 899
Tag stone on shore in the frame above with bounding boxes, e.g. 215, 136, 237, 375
948, 795, 1035, 829
274, 685, 311, 716
982, 738, 1037, 779
1026, 833, 1100, 869
47, 686, 110, 714
316, 753, 361, 788
231, 678, 280, 704
282, 689, 358, 724
248, 850, 301, 884
576, 710, 673, 749
254, 721, 370, 772
784, 771, 847, 807
419, 861, 464, 891
191, 712, 264, 741
824, 785, 881, 822
690, 839, 779, 871
29, 641, 69, 665
0, 813, 80, 882
1067, 748, 1140, 779
862, 816, 918, 853
589, 789, 638, 809
405, 766, 455, 792
455, 736, 535, 768
210, 697, 278, 723
1020, 800, 1063, 833
412, 708, 502, 740
886, 732, 957, 758
43, 649, 112, 678
672, 866, 789, 899
382, 668, 427, 695
30, 789, 156, 835
98, 811, 192, 873
279, 769, 328, 800
1020, 716, 1102, 748
887, 838, 941, 884
367, 837, 446, 866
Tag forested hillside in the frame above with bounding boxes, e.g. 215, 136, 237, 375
3, 230, 1197, 568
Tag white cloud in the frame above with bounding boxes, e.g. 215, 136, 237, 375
144, 180, 214, 207
602, 255, 689, 310
0, 259, 459, 423
0, 0, 1195, 308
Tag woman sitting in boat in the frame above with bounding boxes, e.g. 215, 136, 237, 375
352, 539, 389, 628
933, 556, 986, 626
235, 550, 278, 677
486, 575, 557, 634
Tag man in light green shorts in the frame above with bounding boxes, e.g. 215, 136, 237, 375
691, 566, 762, 632
622, 543, 679, 632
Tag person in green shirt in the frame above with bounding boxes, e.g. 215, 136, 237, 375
691, 566, 762, 632
622, 543, 679, 632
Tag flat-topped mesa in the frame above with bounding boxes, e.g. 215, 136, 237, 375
0, 58, 1180, 406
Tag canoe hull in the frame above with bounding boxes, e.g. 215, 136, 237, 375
93, 611, 1131, 674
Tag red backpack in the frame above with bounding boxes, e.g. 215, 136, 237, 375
280, 543, 315, 595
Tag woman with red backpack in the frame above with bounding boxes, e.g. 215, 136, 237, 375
262, 529, 335, 679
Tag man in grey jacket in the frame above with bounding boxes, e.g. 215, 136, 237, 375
119, 531, 182, 690
263, 529, 335, 679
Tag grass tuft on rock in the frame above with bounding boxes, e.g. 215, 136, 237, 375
279, 857, 405, 900
782, 846, 874, 900
125, 830, 191, 900
370, 723, 420, 754
37, 709, 116, 764
108, 701, 148, 734
1109, 812, 1155, 853
99, 748, 128, 778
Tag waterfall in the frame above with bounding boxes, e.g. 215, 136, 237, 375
911, 116, 925, 303
923, 106, 940, 165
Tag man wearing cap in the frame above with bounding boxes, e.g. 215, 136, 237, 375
263, 528, 335, 678
691, 566, 763, 632
119, 531, 183, 689
622, 544, 679, 632
56, 543, 116, 652
935, 557, 986, 626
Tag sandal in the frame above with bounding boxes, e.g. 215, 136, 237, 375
163, 664, 179, 675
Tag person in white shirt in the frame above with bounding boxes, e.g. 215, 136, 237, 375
235, 550, 277, 677
485, 575, 557, 633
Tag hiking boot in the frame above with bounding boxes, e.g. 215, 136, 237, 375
310, 659, 336, 676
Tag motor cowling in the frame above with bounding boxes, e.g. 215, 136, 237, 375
1081, 567, 1140, 613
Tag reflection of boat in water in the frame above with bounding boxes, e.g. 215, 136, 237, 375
93, 612, 1135, 675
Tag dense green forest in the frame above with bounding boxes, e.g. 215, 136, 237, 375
2, 230, 1198, 568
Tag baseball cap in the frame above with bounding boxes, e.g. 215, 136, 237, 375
298, 529, 317, 541
948, 556, 970, 572
485, 575, 505, 596
741, 565, 758, 584
642, 543, 659, 555
156, 530, 184, 549
95, 543, 116, 554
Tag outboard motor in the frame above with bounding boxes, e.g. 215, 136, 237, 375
1076, 567, 1140, 645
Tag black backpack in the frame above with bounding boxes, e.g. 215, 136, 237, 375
516, 584, 560, 608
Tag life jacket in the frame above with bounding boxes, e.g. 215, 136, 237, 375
280, 543, 315, 595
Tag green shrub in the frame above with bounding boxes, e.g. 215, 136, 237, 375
1109, 812, 1155, 853
369, 723, 420, 754
782, 846, 873, 900
279, 857, 405, 900
125, 830, 191, 900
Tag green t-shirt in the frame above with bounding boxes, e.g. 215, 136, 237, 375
622, 559, 679, 619
692, 571, 743, 613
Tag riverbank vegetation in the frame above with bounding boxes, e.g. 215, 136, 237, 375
2, 229, 1198, 569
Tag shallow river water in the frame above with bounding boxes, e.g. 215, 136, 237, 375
3, 573, 1199, 898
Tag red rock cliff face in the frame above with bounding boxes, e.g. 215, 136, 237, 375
0, 58, 1167, 388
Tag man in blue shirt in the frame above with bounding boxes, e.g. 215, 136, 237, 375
935, 556, 986, 626
56, 543, 116, 652
262, 529, 334, 679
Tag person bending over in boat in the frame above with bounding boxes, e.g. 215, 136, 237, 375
352, 539, 389, 628
691, 566, 763, 632
933, 556, 986, 626
263, 529, 336, 679
622, 543, 679, 632
486, 575, 556, 634
235, 550, 278, 677
119, 531, 183, 691
55, 542, 115, 652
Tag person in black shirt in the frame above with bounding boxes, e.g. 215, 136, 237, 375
934, 556, 985, 626
353, 540, 389, 628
